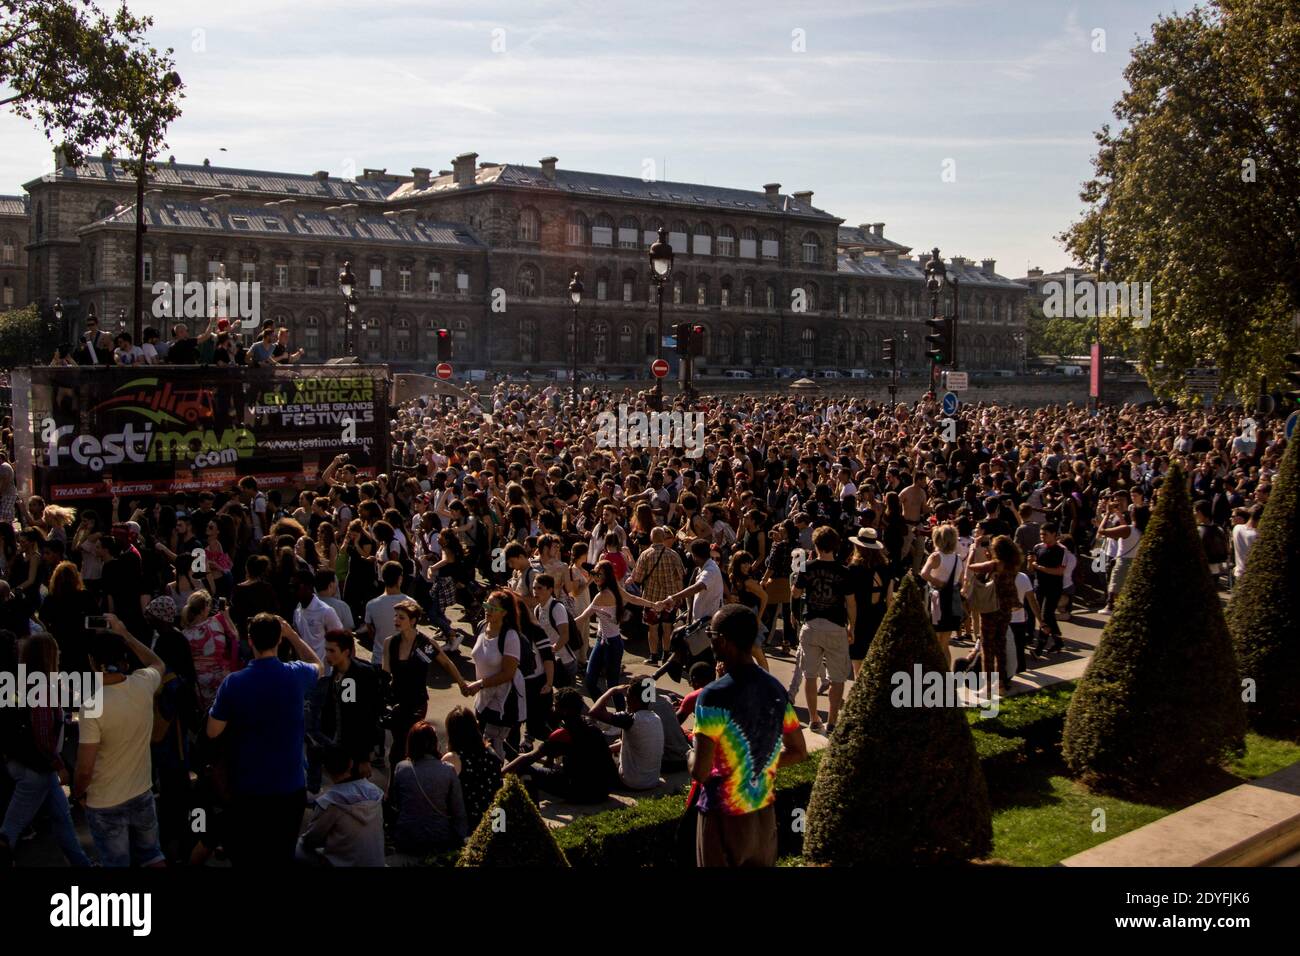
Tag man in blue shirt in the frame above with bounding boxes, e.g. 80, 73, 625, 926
207, 612, 324, 867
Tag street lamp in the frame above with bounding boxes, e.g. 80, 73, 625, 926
569, 271, 583, 407
924, 247, 946, 399
1092, 235, 1107, 410
51, 297, 63, 341
1013, 331, 1025, 375
338, 260, 356, 354
648, 226, 673, 405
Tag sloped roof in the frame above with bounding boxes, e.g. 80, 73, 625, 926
837, 224, 910, 254
0, 194, 29, 217
29, 157, 401, 203
390, 163, 841, 221
81, 201, 484, 249
837, 252, 1024, 290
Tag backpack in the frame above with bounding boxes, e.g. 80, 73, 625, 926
501, 623, 541, 680
1202, 524, 1229, 564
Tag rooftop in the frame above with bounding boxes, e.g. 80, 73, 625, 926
0, 194, 28, 217
838, 252, 1022, 289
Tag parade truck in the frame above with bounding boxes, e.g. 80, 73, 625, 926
10, 364, 391, 502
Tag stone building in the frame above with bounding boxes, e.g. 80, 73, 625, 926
17, 150, 1028, 370
0, 194, 29, 312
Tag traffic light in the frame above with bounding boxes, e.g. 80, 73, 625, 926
925, 315, 952, 365
881, 337, 895, 365
436, 328, 451, 361
675, 322, 691, 356
690, 324, 705, 357
1285, 352, 1300, 405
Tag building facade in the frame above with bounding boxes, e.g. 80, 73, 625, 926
0, 195, 30, 312
17, 150, 1028, 371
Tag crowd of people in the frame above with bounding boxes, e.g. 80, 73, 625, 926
48, 313, 304, 368
0, 375, 1283, 867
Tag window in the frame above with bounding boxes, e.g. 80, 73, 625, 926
395, 320, 412, 355
765, 283, 776, 310
368, 267, 382, 290
838, 291, 846, 315
2, 280, 11, 307
801, 328, 815, 360
365, 325, 382, 359
696, 278, 708, 306
743, 281, 754, 308
805, 283, 819, 311
172, 253, 188, 280
739, 228, 758, 259
592, 214, 614, 248
428, 266, 442, 294
304, 316, 320, 357
142, 254, 152, 283
597, 277, 607, 301
276, 264, 290, 288
241, 261, 255, 284
802, 233, 821, 264
592, 322, 609, 363
518, 208, 539, 242
307, 265, 320, 288
720, 280, 731, 307
1, 237, 13, 265
399, 268, 412, 293
520, 319, 537, 361
717, 226, 735, 258
623, 280, 633, 302
692, 223, 712, 256
208, 258, 223, 279
619, 324, 633, 362
672, 276, 683, 305
456, 269, 469, 294
517, 265, 539, 297
643, 219, 664, 248
567, 211, 588, 246
761, 230, 779, 260
618, 217, 639, 249
669, 221, 688, 255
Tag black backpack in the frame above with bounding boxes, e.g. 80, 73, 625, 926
501, 622, 542, 680
1202, 524, 1229, 564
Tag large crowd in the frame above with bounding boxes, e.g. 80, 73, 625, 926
0, 372, 1282, 867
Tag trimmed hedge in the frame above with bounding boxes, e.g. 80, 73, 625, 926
457, 774, 570, 867
803, 575, 993, 865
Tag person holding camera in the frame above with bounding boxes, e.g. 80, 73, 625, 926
206, 613, 324, 867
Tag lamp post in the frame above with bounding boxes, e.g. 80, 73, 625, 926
648, 227, 673, 407
1093, 235, 1108, 411
569, 271, 583, 408
338, 261, 356, 355
1013, 331, 1025, 375
924, 247, 946, 400
51, 297, 63, 343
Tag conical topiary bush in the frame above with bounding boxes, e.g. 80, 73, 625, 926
803, 574, 993, 865
1228, 434, 1300, 735
457, 774, 570, 867
1062, 462, 1246, 796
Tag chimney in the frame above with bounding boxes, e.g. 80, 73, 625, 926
792, 190, 813, 206
883, 250, 899, 267
872, 222, 885, 238
539, 156, 558, 182
848, 249, 862, 261
384, 208, 419, 228
763, 183, 781, 199
981, 257, 996, 276
332, 203, 359, 224
950, 255, 966, 268
858, 223, 871, 235
201, 193, 233, 217
453, 152, 478, 186
1027, 266, 1043, 278
411, 167, 431, 189
314, 170, 329, 181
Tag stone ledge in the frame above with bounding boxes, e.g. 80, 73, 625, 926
1060, 759, 1300, 867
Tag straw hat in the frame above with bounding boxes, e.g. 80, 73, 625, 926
849, 527, 885, 550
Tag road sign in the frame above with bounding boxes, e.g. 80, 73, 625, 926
942, 391, 959, 416
435, 362, 453, 380
946, 371, 968, 391
1287, 410, 1299, 440
651, 358, 670, 378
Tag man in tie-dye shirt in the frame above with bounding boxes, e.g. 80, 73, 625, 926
691, 604, 806, 866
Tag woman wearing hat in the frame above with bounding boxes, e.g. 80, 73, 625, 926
847, 529, 892, 677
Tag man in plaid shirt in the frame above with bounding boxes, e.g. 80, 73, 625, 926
631, 526, 685, 665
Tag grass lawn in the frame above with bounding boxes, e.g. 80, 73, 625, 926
780, 733, 1300, 867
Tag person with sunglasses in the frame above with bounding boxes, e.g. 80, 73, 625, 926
463, 589, 528, 757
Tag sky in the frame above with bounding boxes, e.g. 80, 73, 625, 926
0, 0, 1191, 277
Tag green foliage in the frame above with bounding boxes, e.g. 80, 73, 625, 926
456, 774, 569, 867
1229, 435, 1300, 734
0, 1, 184, 164
1060, 0, 1300, 401
1062, 463, 1247, 795
0, 304, 55, 369
803, 575, 993, 865
970, 680, 1076, 750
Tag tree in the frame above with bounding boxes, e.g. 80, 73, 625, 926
457, 774, 569, 867
1063, 463, 1246, 795
0, 304, 55, 368
1060, 0, 1300, 403
803, 575, 992, 865
1229, 436, 1300, 734
1, 0, 183, 165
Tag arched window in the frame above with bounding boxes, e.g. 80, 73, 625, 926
592, 322, 609, 364
394, 317, 412, 355
567, 211, 588, 246
618, 217, 639, 249
720, 277, 732, 307
740, 227, 758, 259
518, 208, 540, 242
696, 275, 709, 306
717, 225, 736, 257
516, 264, 539, 298
622, 269, 637, 303
800, 327, 815, 361
592, 213, 614, 247
618, 323, 633, 362
692, 222, 712, 256
761, 229, 779, 260
669, 221, 688, 254
801, 232, 821, 264
595, 267, 610, 301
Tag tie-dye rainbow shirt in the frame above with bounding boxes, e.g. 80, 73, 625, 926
694, 667, 800, 815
